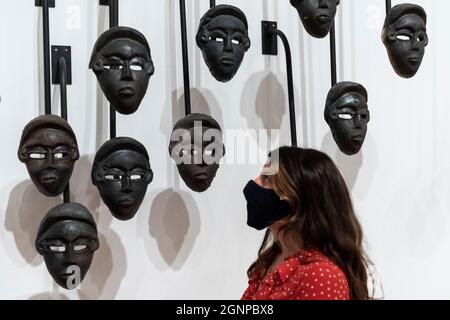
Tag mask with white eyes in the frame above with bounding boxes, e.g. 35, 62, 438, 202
89, 26, 155, 115
324, 82, 370, 156
382, 4, 428, 78
35, 203, 99, 290
18, 115, 80, 197
92, 137, 153, 221
196, 5, 251, 82
290, 0, 340, 38
169, 113, 225, 193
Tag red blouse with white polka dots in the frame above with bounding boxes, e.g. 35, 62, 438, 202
241, 248, 350, 300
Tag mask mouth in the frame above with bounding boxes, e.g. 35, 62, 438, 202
220, 56, 236, 67
59, 270, 75, 278
350, 134, 365, 142
316, 14, 331, 23
192, 171, 211, 181
117, 196, 137, 207
40, 173, 59, 185
407, 54, 422, 64
117, 86, 136, 97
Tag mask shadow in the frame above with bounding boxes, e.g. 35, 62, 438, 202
137, 188, 201, 271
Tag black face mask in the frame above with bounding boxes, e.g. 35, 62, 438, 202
382, 4, 428, 78
196, 5, 251, 82
324, 81, 370, 156
243, 180, 291, 231
89, 26, 155, 115
92, 137, 153, 221
18, 115, 80, 197
35, 203, 99, 290
290, 0, 340, 38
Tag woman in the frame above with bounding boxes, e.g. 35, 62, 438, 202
242, 147, 372, 300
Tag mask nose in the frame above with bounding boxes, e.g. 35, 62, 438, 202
63, 247, 77, 266
353, 114, 363, 129
121, 175, 133, 193
120, 61, 134, 81
224, 37, 234, 52
318, 0, 329, 9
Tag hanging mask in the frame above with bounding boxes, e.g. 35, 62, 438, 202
324, 82, 370, 156
169, 113, 225, 192
35, 203, 99, 290
196, 5, 251, 82
290, 0, 340, 38
89, 26, 155, 115
382, 4, 428, 78
92, 137, 153, 221
243, 180, 292, 231
18, 115, 80, 197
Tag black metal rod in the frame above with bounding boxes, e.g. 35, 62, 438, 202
58, 57, 70, 203
329, 21, 337, 87
109, 0, 119, 139
179, 0, 192, 116
42, 0, 52, 115
273, 29, 298, 147
210, 0, 216, 8
59, 58, 68, 120
386, 0, 391, 15
111, 0, 119, 27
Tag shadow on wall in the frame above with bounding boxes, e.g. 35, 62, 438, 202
28, 292, 69, 300
320, 131, 378, 193
320, 131, 363, 191
4, 181, 61, 267
240, 72, 286, 138
137, 188, 201, 272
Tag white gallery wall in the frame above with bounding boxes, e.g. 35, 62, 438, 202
0, 0, 449, 300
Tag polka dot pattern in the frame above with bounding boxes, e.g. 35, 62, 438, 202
241, 249, 350, 301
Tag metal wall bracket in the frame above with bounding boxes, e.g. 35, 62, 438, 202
51, 46, 72, 85
262, 20, 278, 56
35, 0, 55, 7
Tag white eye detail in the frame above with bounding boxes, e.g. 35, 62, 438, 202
130, 174, 143, 181
396, 35, 410, 41
74, 245, 87, 252
231, 39, 240, 45
215, 37, 224, 43
130, 65, 143, 71
29, 153, 46, 159
50, 246, 66, 252
54, 153, 66, 160
338, 114, 353, 120
104, 65, 111, 70
105, 174, 122, 181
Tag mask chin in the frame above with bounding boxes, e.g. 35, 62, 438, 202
178, 164, 218, 193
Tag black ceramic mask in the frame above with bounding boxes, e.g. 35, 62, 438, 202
324, 82, 370, 156
92, 137, 153, 221
382, 4, 428, 78
169, 113, 225, 192
18, 115, 80, 197
196, 5, 251, 82
35, 203, 99, 290
290, 0, 340, 38
89, 26, 155, 115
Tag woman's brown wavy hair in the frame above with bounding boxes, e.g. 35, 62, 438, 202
247, 147, 373, 300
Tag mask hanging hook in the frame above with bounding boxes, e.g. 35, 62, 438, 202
261, 21, 298, 147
